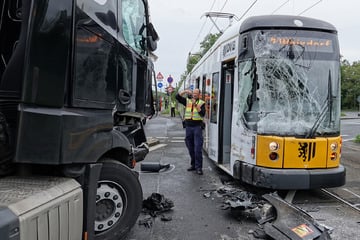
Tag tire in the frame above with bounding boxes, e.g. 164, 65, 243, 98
94, 159, 143, 240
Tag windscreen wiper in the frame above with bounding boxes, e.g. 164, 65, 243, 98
306, 71, 333, 138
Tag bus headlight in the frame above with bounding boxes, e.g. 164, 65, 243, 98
269, 142, 279, 151
330, 152, 337, 161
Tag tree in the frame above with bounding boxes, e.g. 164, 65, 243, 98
199, 33, 222, 56
341, 60, 360, 110
184, 33, 222, 75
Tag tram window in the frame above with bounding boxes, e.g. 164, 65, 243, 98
242, 35, 248, 49
210, 72, 219, 123
237, 60, 258, 131
121, 0, 146, 54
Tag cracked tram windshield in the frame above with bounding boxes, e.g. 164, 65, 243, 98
237, 30, 341, 137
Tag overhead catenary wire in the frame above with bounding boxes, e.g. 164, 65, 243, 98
271, 0, 290, 14
298, 0, 322, 15
238, 0, 258, 22
189, 0, 217, 53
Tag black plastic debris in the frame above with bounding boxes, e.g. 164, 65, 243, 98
160, 215, 172, 221
138, 217, 153, 228
142, 192, 174, 217
140, 162, 170, 172
262, 192, 332, 240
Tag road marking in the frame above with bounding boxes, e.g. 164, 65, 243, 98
170, 140, 184, 143
343, 188, 360, 198
172, 136, 185, 140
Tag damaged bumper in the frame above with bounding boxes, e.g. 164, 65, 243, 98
233, 161, 346, 190
133, 143, 149, 163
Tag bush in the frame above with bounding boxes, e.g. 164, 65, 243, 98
354, 135, 360, 143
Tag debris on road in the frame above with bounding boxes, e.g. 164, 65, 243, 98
140, 162, 171, 172
203, 185, 334, 239
138, 193, 175, 227
138, 217, 153, 228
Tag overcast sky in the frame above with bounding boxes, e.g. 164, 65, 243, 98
148, 0, 360, 87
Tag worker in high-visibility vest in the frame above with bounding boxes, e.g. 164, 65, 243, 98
175, 88, 205, 175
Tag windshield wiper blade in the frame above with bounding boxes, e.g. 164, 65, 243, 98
306, 71, 333, 138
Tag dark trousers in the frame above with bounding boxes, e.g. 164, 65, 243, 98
171, 107, 175, 117
185, 125, 203, 170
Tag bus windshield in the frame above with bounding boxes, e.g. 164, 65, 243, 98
238, 30, 340, 137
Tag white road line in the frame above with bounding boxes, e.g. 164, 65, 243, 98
172, 136, 185, 140
342, 188, 360, 198
170, 140, 184, 143
154, 137, 168, 139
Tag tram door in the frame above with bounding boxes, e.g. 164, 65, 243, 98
219, 61, 234, 165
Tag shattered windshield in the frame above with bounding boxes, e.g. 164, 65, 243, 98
238, 30, 340, 136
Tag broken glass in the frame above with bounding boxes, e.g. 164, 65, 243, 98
237, 30, 340, 136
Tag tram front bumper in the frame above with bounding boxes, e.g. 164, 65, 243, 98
233, 162, 346, 190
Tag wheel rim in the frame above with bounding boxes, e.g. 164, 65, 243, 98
95, 180, 126, 232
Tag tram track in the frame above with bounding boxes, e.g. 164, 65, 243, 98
321, 188, 360, 213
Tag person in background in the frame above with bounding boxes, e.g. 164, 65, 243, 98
170, 100, 176, 117
175, 88, 205, 175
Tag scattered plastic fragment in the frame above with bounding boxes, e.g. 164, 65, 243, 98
138, 217, 153, 228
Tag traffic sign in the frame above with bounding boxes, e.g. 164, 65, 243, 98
167, 76, 173, 84
157, 82, 163, 88
189, 85, 194, 90
156, 72, 164, 80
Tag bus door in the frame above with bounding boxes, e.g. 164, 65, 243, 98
218, 61, 234, 165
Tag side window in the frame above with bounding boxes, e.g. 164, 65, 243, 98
77, 0, 118, 38
117, 46, 133, 94
74, 29, 116, 105
121, 0, 146, 54
210, 72, 219, 123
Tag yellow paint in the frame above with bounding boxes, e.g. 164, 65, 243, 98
256, 135, 341, 169
256, 135, 284, 168
284, 137, 327, 168
326, 136, 341, 168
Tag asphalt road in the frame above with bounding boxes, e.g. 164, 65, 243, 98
125, 114, 360, 240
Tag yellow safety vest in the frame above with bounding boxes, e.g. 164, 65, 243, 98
184, 98, 205, 120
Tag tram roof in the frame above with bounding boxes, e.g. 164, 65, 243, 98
240, 15, 337, 33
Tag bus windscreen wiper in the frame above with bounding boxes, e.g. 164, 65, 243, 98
306, 70, 333, 138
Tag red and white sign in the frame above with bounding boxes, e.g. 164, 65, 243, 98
156, 72, 164, 80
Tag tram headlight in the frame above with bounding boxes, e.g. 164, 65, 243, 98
269, 142, 279, 151
330, 142, 338, 151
